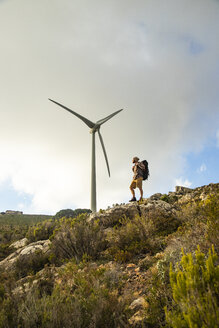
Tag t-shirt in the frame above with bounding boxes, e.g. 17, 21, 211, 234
132, 162, 145, 179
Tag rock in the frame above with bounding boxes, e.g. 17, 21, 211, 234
129, 297, 147, 311
0, 240, 51, 271
129, 311, 144, 326
13, 266, 58, 296
178, 193, 194, 204
149, 193, 162, 201
87, 183, 218, 229
88, 203, 139, 226
139, 200, 176, 217
175, 186, 192, 194
9, 238, 28, 249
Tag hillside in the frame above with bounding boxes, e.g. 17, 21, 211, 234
0, 183, 218, 327
0, 213, 53, 261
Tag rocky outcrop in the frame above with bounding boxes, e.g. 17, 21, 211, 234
13, 265, 58, 296
88, 183, 218, 227
88, 197, 177, 227
9, 238, 28, 249
0, 239, 51, 271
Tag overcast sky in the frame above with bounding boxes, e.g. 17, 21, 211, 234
0, 0, 218, 214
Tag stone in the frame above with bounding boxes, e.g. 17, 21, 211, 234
88, 203, 139, 226
9, 238, 28, 249
129, 311, 144, 326
129, 297, 147, 311
149, 193, 162, 200
175, 186, 192, 194
0, 240, 51, 271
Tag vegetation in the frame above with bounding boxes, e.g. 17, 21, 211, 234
54, 208, 91, 220
0, 183, 218, 327
51, 215, 108, 264
0, 214, 52, 261
165, 245, 219, 328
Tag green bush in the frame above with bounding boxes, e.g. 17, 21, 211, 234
0, 243, 12, 261
170, 193, 219, 256
14, 250, 50, 279
26, 219, 57, 242
51, 215, 108, 263
54, 208, 91, 220
165, 245, 219, 327
107, 213, 178, 263
160, 194, 170, 203
200, 194, 219, 251
17, 263, 131, 328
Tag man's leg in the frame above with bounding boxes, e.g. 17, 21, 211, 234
137, 178, 143, 201
130, 187, 135, 198
129, 181, 137, 201
139, 186, 143, 200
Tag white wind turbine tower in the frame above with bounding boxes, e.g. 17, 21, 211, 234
49, 99, 123, 212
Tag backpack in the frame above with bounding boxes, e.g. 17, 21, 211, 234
141, 160, 149, 180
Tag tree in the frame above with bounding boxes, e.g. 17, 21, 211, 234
54, 208, 91, 220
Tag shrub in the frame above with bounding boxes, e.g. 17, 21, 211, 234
107, 213, 178, 263
169, 193, 219, 256
54, 208, 91, 220
200, 194, 219, 251
26, 220, 57, 242
0, 243, 12, 261
165, 245, 219, 328
17, 263, 131, 328
160, 194, 170, 203
14, 250, 50, 279
160, 194, 178, 204
51, 215, 108, 263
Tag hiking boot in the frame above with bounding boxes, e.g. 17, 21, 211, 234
138, 197, 143, 202
129, 197, 137, 202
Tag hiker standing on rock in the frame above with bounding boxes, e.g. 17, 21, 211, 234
129, 157, 145, 202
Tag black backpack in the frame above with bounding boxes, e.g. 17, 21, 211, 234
141, 160, 149, 180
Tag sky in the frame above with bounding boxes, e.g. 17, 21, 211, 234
0, 0, 218, 214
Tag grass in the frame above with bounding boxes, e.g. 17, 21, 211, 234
0, 214, 52, 226
0, 214, 53, 261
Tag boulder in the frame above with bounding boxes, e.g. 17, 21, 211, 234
88, 203, 139, 226
0, 239, 51, 271
139, 200, 176, 217
175, 186, 192, 194
9, 238, 28, 249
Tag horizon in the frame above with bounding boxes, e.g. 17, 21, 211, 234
1, 181, 218, 216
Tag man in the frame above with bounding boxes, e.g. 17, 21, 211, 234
129, 157, 145, 202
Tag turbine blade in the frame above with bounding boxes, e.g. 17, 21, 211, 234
98, 130, 110, 177
49, 98, 95, 129
96, 109, 123, 126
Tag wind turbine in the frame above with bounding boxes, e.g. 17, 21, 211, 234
48, 98, 123, 212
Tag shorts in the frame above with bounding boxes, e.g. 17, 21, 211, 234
130, 177, 143, 189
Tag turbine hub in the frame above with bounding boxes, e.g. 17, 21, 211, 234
90, 125, 100, 134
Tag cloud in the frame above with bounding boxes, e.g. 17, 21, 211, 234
175, 178, 192, 188
197, 163, 207, 173
0, 0, 218, 213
